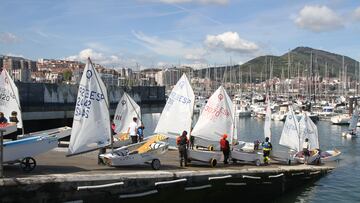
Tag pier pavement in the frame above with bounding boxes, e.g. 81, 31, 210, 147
0, 147, 336, 202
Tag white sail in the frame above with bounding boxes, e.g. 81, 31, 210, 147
299, 113, 319, 150
113, 92, 141, 133
348, 109, 359, 132
279, 106, 300, 151
0, 69, 23, 128
154, 74, 194, 138
192, 86, 234, 142
264, 95, 271, 141
68, 58, 111, 156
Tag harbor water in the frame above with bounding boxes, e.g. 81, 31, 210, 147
141, 114, 359, 202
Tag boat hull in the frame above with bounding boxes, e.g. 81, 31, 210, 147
187, 149, 222, 166
231, 150, 263, 165
2, 136, 58, 163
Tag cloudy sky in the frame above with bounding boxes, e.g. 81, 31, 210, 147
1, 0, 360, 69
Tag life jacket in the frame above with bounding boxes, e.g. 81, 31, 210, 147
177, 135, 188, 146
262, 141, 272, 151
220, 138, 229, 150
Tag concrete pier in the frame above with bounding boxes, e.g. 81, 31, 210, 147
0, 148, 335, 202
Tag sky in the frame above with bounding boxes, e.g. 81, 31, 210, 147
1, 0, 360, 69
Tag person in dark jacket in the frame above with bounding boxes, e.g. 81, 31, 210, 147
0, 112, 7, 123
7, 111, 20, 140
262, 137, 272, 165
176, 131, 189, 167
220, 134, 230, 164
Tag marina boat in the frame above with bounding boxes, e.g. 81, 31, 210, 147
0, 68, 71, 141
293, 113, 321, 164
67, 58, 112, 157
100, 134, 168, 169
277, 107, 303, 164
233, 97, 251, 118
320, 149, 342, 162
101, 72, 197, 170
317, 106, 337, 120
2, 135, 58, 172
188, 86, 231, 167
229, 95, 263, 166
272, 104, 289, 121
112, 92, 141, 148
331, 114, 351, 125
341, 109, 359, 138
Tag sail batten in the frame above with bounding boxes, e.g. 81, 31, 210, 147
67, 59, 111, 156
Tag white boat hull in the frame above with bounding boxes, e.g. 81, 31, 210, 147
2, 136, 58, 163
270, 150, 295, 164
331, 115, 350, 125
187, 149, 222, 166
320, 150, 341, 162
341, 132, 358, 138
20, 126, 72, 140
231, 149, 263, 165
100, 135, 169, 169
294, 150, 321, 164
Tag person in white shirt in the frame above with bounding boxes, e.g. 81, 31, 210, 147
128, 117, 138, 143
302, 138, 310, 164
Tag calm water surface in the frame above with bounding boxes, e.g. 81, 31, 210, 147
142, 113, 360, 203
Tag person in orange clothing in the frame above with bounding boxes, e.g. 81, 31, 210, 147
176, 130, 189, 167
220, 134, 230, 164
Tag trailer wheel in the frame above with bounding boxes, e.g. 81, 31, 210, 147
151, 159, 161, 170
210, 158, 217, 167
255, 159, 261, 166
20, 157, 36, 172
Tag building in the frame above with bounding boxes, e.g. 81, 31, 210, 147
2, 56, 35, 82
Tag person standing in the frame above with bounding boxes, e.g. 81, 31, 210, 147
220, 134, 230, 164
137, 123, 145, 142
302, 138, 310, 165
176, 131, 189, 167
262, 137, 272, 165
128, 117, 138, 144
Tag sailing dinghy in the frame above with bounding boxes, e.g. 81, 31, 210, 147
0, 68, 62, 172
187, 86, 231, 167
341, 109, 358, 138
293, 113, 321, 164
100, 73, 195, 169
112, 92, 141, 148
67, 58, 111, 156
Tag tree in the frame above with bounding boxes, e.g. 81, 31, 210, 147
63, 70, 72, 81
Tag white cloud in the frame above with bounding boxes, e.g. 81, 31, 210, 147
133, 31, 207, 62
0, 32, 20, 44
354, 7, 360, 21
149, 0, 228, 5
295, 5, 344, 32
65, 49, 138, 67
204, 32, 259, 53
